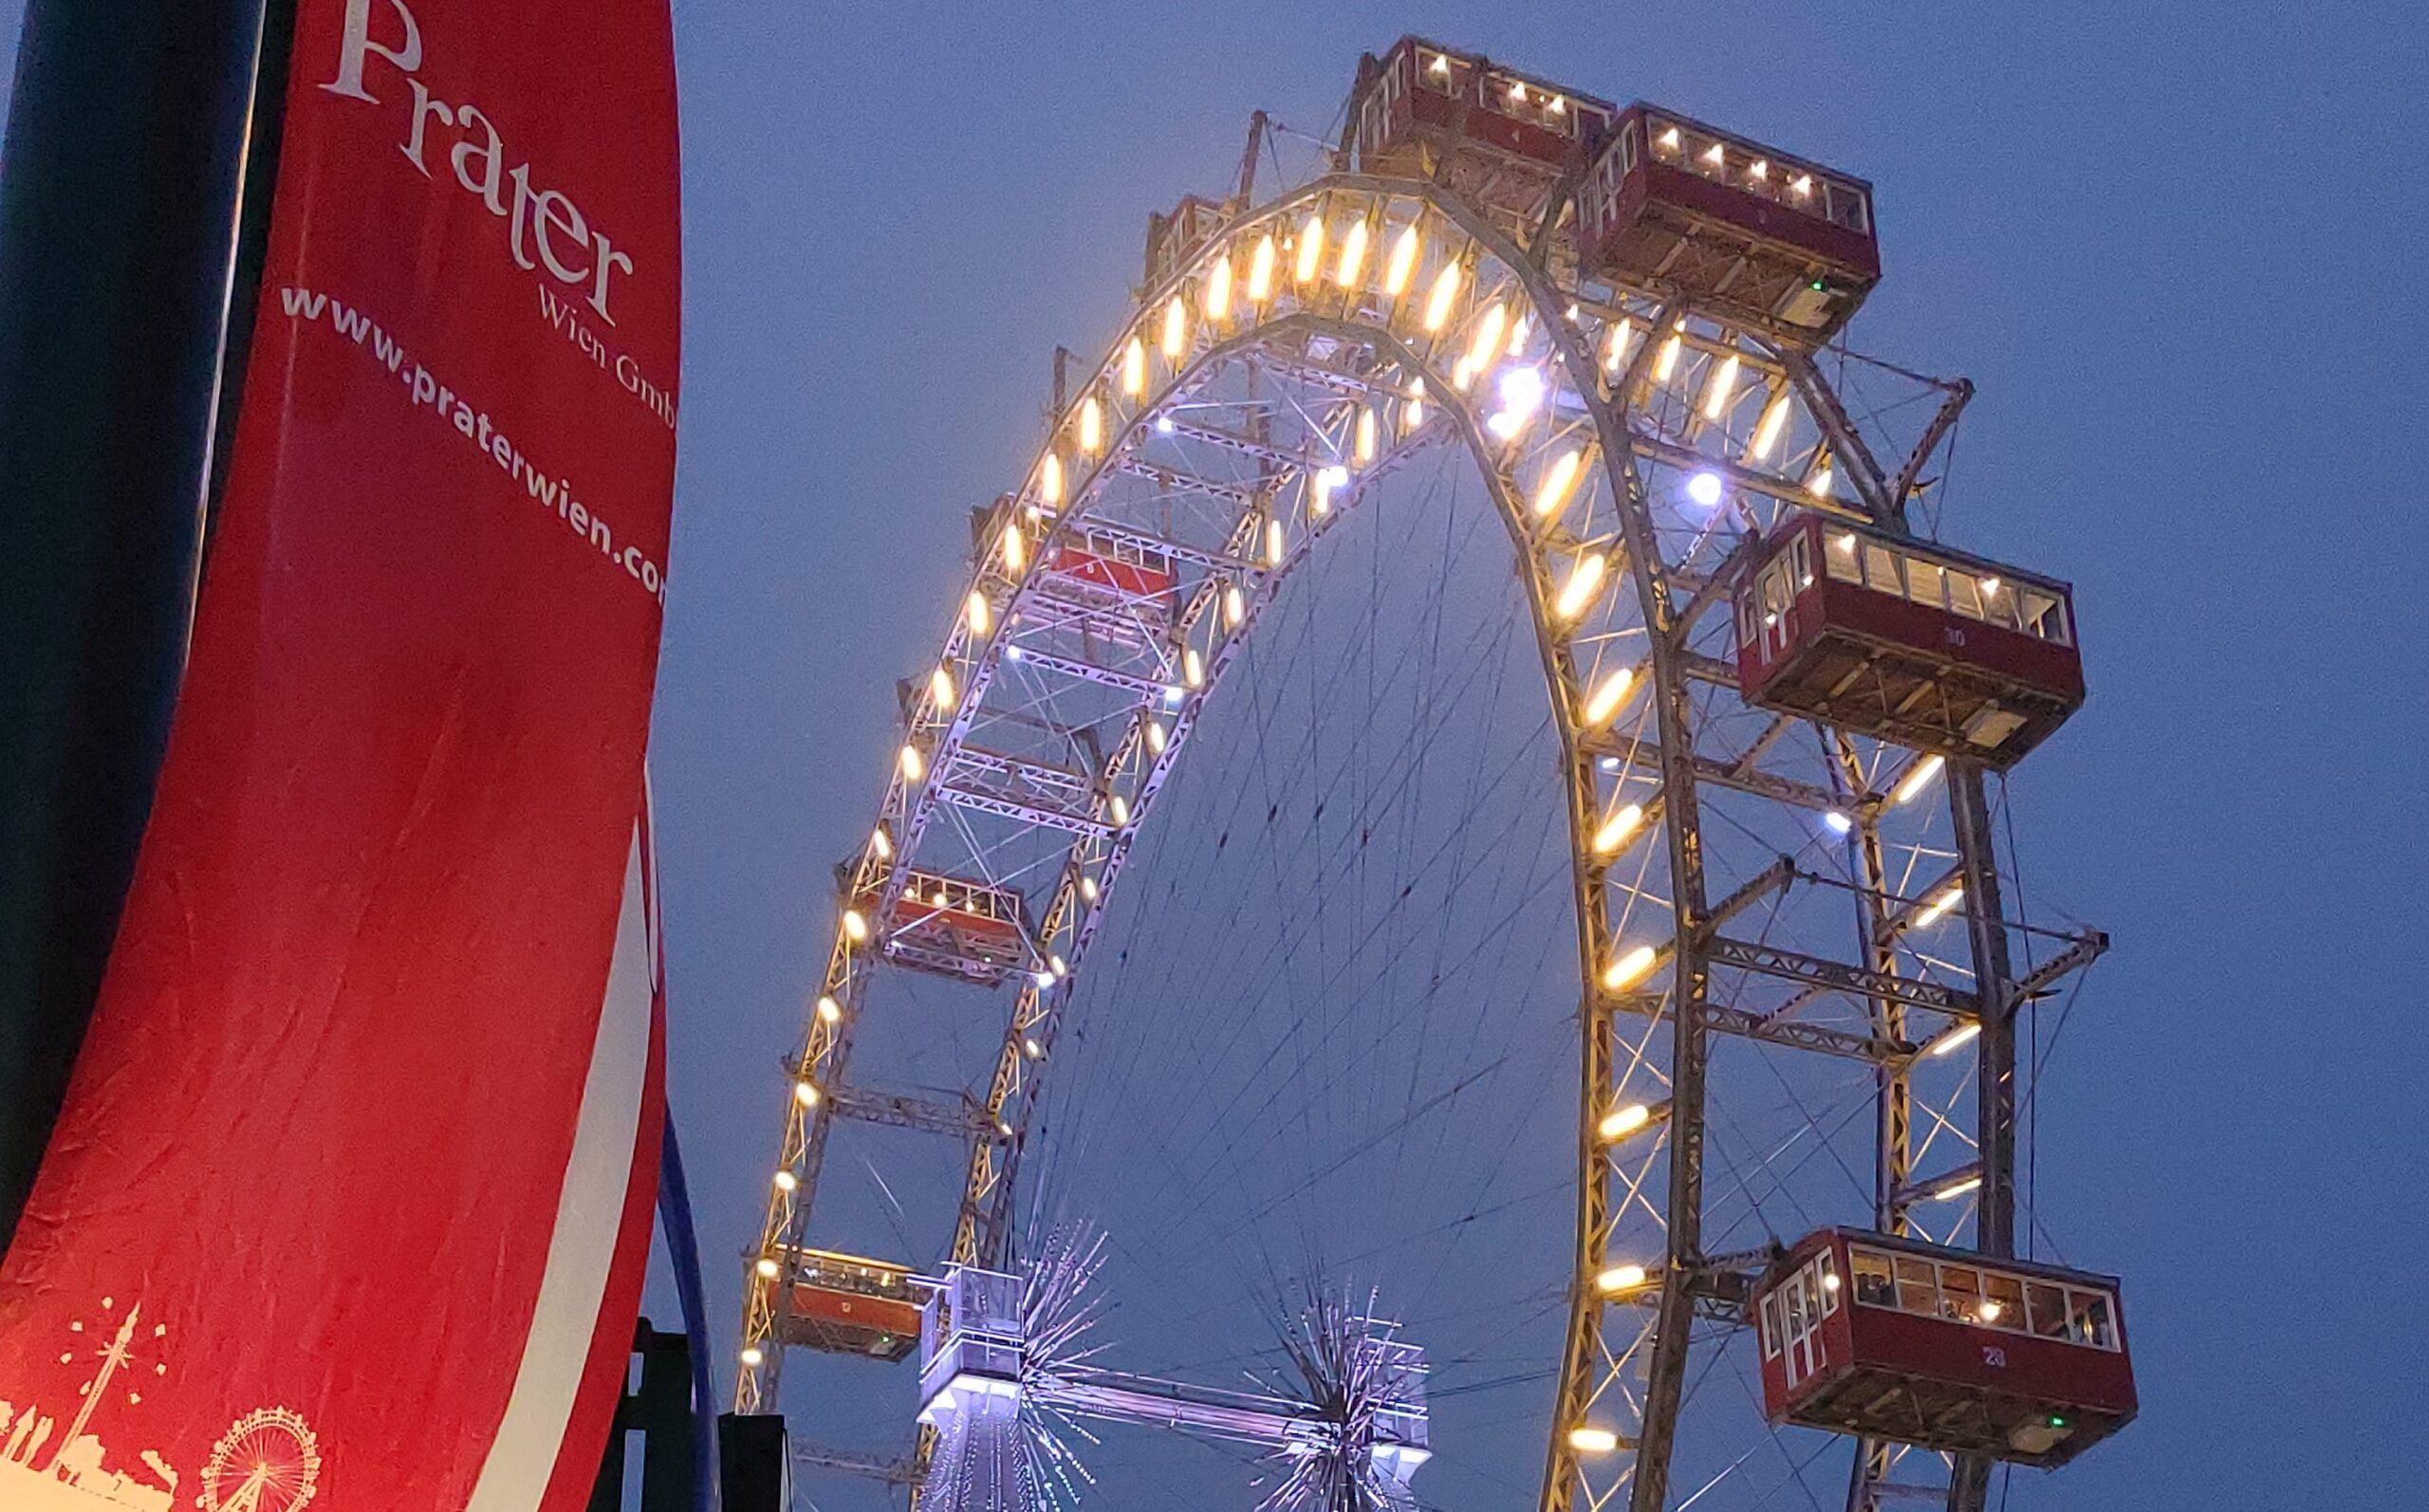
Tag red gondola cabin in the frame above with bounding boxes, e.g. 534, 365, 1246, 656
871, 869, 1028, 986
1353, 37, 1616, 225
1041, 531, 1180, 619
1579, 106, 1880, 344
1753, 1229, 2135, 1466
759, 1247, 925, 1362
1734, 515, 2083, 767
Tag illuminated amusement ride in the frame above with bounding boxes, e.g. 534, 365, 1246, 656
739, 36, 2132, 1512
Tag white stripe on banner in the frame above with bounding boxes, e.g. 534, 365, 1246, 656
465, 825, 657, 1512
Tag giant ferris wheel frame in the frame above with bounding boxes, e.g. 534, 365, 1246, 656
738, 111, 2109, 1512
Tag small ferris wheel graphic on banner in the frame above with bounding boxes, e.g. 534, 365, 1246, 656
198, 1407, 320, 1512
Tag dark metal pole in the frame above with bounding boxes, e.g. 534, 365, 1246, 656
1945, 762, 2018, 1512
0, 0, 272, 1248
658, 1114, 723, 1512
589, 1323, 700, 1512
1950, 765, 2017, 1257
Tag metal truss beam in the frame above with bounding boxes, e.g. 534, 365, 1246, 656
1889, 378, 1972, 512
1049, 511, 1263, 577
1160, 415, 1329, 470
949, 745, 1098, 797
1781, 352, 1894, 522
952, 703, 1090, 747
1699, 854, 1797, 936
1022, 581, 1172, 635
1889, 1160, 1982, 1212
1707, 935, 1974, 1019
1689, 1245, 1775, 1278
1108, 456, 1259, 508
1703, 1003, 1913, 1064
1679, 652, 1738, 688
998, 644, 1170, 699
825, 1083, 995, 1139
934, 782, 1116, 839
1589, 731, 1856, 816
2007, 928, 2109, 1011
1875, 861, 1966, 947
1252, 349, 1399, 397
1665, 1251, 1758, 1321
1629, 430, 1872, 525
792, 1440, 918, 1485
1729, 714, 1798, 780
1668, 534, 1758, 637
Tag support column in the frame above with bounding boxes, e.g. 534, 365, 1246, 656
1949, 765, 2017, 1256
1945, 763, 2018, 1512
1839, 737, 1908, 1512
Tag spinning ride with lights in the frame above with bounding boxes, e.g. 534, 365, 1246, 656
741, 34, 2132, 1512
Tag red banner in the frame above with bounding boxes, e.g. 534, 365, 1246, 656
0, 0, 681, 1506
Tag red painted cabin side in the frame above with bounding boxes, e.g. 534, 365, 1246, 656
1580, 105, 1881, 343
1043, 534, 1179, 609
1354, 37, 1616, 223
760, 1250, 925, 1362
873, 869, 1029, 986
1734, 515, 2084, 766
1753, 1229, 2135, 1466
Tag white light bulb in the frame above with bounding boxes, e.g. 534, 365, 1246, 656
1895, 753, 1946, 805
1204, 253, 1233, 322
1602, 944, 1657, 990
1293, 215, 1326, 284
1383, 225, 1420, 296
1584, 667, 1635, 727
1555, 552, 1607, 620
1422, 263, 1461, 332
1597, 1102, 1651, 1140
1931, 1021, 1984, 1059
1534, 449, 1585, 521
1591, 801, 1644, 854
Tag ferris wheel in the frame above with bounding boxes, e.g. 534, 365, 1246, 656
199, 1407, 321, 1512
739, 33, 2125, 1512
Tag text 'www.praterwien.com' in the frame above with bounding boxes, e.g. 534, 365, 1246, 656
276, 285, 667, 601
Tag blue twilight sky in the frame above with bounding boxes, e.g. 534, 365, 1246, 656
10, 1, 2429, 1506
